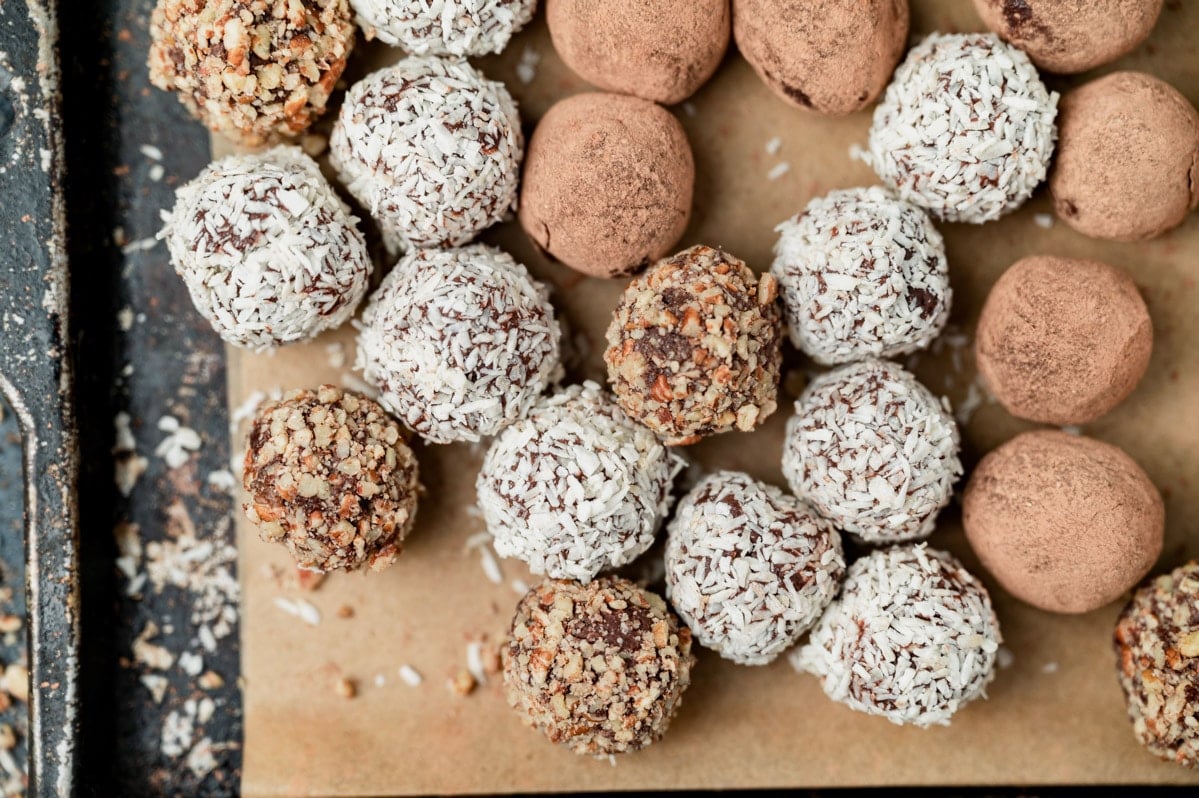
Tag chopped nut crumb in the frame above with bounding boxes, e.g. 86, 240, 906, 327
0, 725, 15, 750
295, 567, 326, 592
335, 677, 357, 699
447, 669, 476, 697
1, 665, 28, 703
0, 616, 21, 634
336, 605, 354, 619
198, 671, 225, 691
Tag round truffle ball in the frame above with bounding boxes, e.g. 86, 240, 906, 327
783, 360, 961, 544
976, 255, 1152, 425
604, 246, 782, 445
795, 544, 1001, 727
665, 471, 845, 665
503, 577, 695, 756
1115, 562, 1199, 769
476, 382, 684, 582
242, 385, 420, 573
149, 0, 354, 146
351, 0, 535, 55
772, 186, 951, 365
547, 0, 730, 105
1050, 71, 1199, 242
734, 0, 909, 115
519, 92, 694, 278
330, 57, 523, 251
161, 147, 371, 351
963, 430, 1165, 614
867, 32, 1058, 223
973, 0, 1163, 75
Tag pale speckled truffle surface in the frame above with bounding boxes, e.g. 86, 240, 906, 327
350, 0, 536, 55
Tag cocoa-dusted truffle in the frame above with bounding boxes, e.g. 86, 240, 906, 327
734, 0, 908, 115
351, 0, 535, 55
547, 0, 730, 105
242, 386, 420, 573
476, 382, 684, 583
973, 0, 1163, 75
503, 577, 695, 756
357, 244, 562, 444
1115, 562, 1199, 769
149, 0, 354, 146
976, 255, 1152, 425
1050, 71, 1199, 242
604, 246, 782, 445
772, 186, 951, 365
160, 147, 371, 351
665, 472, 845, 666
794, 544, 1001, 727
330, 57, 523, 252
783, 359, 962, 544
867, 33, 1058, 223
963, 430, 1165, 614
519, 93, 694, 278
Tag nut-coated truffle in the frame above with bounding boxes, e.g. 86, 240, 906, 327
351, 0, 536, 56
963, 430, 1165, 614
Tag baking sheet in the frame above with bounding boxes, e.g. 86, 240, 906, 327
231, 2, 1199, 793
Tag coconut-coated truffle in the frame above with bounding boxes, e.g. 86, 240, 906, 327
242, 386, 420, 573
547, 0, 730, 105
973, 0, 1163, 75
733, 0, 909, 115
160, 147, 371, 351
350, 0, 536, 55
604, 246, 782, 446
1050, 71, 1199, 242
868, 32, 1058, 223
963, 430, 1165, 615
330, 57, 523, 252
976, 255, 1152, 426
503, 577, 695, 756
356, 244, 562, 444
519, 93, 694, 278
772, 186, 951, 365
149, 0, 355, 146
665, 472, 845, 666
794, 544, 1001, 727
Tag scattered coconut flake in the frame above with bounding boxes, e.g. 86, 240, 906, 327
997, 646, 1015, 669
149, 164, 165, 182
765, 136, 782, 156
374, 673, 386, 688
516, 45, 541, 84
767, 162, 790, 181
324, 341, 346, 369
140, 674, 168, 704
398, 665, 423, 687
206, 469, 236, 492
1042, 661, 1060, 674
154, 415, 202, 469
466, 640, 488, 686
1034, 213, 1054, 229
511, 578, 530, 596
1060, 425, 1082, 436
113, 412, 149, 497
274, 597, 321, 626
133, 621, 175, 671
179, 651, 203, 677
121, 236, 159, 255
140, 144, 163, 161
479, 546, 503, 585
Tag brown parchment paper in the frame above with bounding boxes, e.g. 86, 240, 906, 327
228, 2, 1199, 794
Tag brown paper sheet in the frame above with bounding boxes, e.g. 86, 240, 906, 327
228, 3, 1199, 793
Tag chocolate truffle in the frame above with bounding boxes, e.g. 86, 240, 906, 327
547, 0, 730, 105
772, 186, 951, 365
963, 430, 1165, 614
149, 0, 354, 146
783, 359, 962, 544
503, 577, 695, 756
734, 0, 909, 115
604, 246, 782, 445
795, 544, 1001, 727
160, 147, 371, 351
351, 0, 535, 55
976, 255, 1152, 425
973, 0, 1163, 75
330, 57, 523, 252
1050, 71, 1199, 242
665, 471, 845, 665
242, 385, 420, 573
476, 382, 684, 582
519, 93, 694, 278
1115, 562, 1199, 769
868, 33, 1059, 223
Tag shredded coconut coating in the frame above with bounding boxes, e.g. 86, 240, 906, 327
772, 187, 951, 365
242, 385, 420, 573
782, 359, 962, 544
866, 32, 1058, 223
794, 544, 1001, 727
149, 0, 355, 146
477, 382, 684, 583
665, 472, 845, 666
604, 245, 783, 446
160, 146, 371, 351
1115, 562, 1199, 769
350, 0, 535, 55
503, 577, 695, 756
330, 57, 523, 252
356, 244, 562, 444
